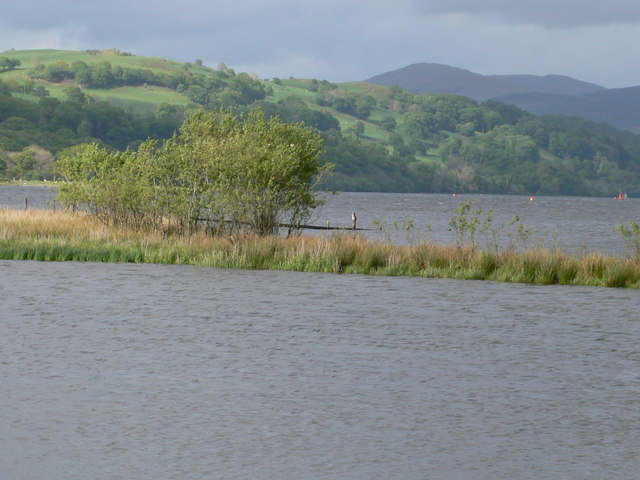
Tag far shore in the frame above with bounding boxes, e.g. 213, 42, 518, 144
2, 208, 640, 288
0, 180, 61, 187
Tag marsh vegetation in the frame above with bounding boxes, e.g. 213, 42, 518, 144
2, 207, 640, 288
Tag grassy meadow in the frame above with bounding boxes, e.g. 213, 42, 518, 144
2, 208, 640, 288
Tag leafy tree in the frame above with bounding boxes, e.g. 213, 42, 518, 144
0, 151, 7, 175
227, 73, 267, 104
0, 80, 10, 96
388, 132, 413, 158
10, 147, 39, 180
380, 116, 397, 131
76, 119, 93, 138
344, 121, 365, 137
0, 94, 40, 123
34, 85, 49, 98
56, 108, 330, 236
297, 109, 339, 132
354, 95, 376, 118
162, 108, 329, 234
548, 130, 594, 159
186, 84, 209, 105
63, 85, 88, 104
0, 57, 20, 71
146, 103, 183, 139
90, 62, 115, 89
330, 95, 356, 115
51, 101, 84, 132
43, 61, 72, 82
484, 100, 529, 124
70, 61, 92, 85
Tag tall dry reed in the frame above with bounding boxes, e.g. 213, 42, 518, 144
2, 208, 639, 288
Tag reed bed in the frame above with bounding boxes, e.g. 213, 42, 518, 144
2, 208, 639, 288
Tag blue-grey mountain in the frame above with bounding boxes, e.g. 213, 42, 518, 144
366, 63, 640, 132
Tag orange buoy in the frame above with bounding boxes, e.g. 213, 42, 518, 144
529, 196, 535, 201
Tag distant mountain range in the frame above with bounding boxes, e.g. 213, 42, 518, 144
366, 63, 640, 132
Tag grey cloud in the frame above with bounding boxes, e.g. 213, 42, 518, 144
1, 0, 349, 62
3, 0, 640, 87
410, 0, 640, 28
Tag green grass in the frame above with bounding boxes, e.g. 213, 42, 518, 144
2, 208, 640, 288
418, 150, 444, 165
90, 86, 192, 113
361, 122, 389, 141
12, 84, 192, 114
338, 82, 394, 99
265, 81, 319, 101
1, 48, 212, 75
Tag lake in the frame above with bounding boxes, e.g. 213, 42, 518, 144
1, 186, 639, 479
1, 260, 639, 479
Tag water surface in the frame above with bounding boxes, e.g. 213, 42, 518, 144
1, 260, 638, 479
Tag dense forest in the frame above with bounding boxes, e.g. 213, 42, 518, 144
2, 49, 640, 197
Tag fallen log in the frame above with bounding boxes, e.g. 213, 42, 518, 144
279, 222, 369, 231
196, 218, 370, 231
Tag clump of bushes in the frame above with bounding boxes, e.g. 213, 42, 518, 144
55, 108, 332, 236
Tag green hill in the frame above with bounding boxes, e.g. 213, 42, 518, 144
2, 49, 640, 197
260, 77, 640, 196
0, 48, 270, 178
0, 48, 209, 112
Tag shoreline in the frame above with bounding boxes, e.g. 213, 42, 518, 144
1, 208, 639, 288
0, 181, 61, 187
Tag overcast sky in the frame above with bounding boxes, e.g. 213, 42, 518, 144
2, 0, 640, 88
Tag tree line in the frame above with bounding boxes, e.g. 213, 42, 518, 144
28, 60, 268, 107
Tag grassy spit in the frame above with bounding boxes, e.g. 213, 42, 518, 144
2, 208, 639, 288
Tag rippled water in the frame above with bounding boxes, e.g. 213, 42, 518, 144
1, 260, 639, 479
